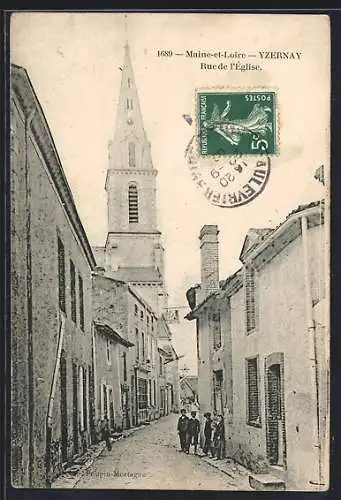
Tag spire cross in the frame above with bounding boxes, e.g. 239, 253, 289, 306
124, 13, 128, 47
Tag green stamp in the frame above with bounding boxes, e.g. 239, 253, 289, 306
197, 91, 276, 156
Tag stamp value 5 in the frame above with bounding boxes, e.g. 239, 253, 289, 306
197, 91, 277, 156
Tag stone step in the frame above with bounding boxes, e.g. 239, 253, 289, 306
249, 473, 286, 491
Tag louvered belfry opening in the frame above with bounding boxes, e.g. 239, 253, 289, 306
128, 184, 139, 223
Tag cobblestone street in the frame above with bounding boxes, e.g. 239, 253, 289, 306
75, 414, 251, 490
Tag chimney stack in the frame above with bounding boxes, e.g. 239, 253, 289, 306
199, 225, 219, 298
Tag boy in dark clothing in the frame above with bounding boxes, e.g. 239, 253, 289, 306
101, 415, 112, 451
213, 415, 225, 460
177, 409, 189, 452
187, 411, 200, 454
202, 412, 213, 455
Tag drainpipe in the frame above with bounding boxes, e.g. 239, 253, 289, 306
92, 323, 98, 421
45, 311, 66, 486
134, 367, 138, 426
301, 215, 322, 489
25, 107, 36, 487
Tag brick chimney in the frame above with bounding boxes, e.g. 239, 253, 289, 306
199, 225, 219, 298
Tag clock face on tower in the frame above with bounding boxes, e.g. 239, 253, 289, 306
127, 118, 134, 125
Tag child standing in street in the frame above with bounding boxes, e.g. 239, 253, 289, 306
202, 412, 213, 456
187, 411, 200, 454
177, 409, 189, 452
213, 414, 225, 460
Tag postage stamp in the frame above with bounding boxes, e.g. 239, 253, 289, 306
197, 91, 277, 156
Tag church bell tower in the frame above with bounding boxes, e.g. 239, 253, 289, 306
101, 44, 167, 311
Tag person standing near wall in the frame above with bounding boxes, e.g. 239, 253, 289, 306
101, 415, 112, 451
213, 415, 225, 460
187, 411, 200, 455
177, 409, 189, 452
202, 412, 213, 455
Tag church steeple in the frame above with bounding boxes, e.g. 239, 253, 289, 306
105, 44, 158, 235
95, 42, 168, 314
108, 43, 153, 171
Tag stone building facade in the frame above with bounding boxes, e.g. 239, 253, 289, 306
91, 270, 165, 428
11, 64, 96, 487
186, 201, 328, 491
10, 47, 181, 487
92, 273, 134, 432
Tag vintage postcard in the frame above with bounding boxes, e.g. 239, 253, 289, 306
9, 12, 330, 492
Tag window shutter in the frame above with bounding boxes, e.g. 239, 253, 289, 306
245, 266, 256, 332
247, 357, 260, 423
58, 237, 65, 312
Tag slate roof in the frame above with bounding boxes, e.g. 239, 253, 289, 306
93, 320, 134, 347
109, 266, 162, 283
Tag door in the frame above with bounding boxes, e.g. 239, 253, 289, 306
266, 364, 282, 465
214, 370, 224, 416
109, 388, 114, 429
72, 362, 79, 455
103, 384, 108, 417
60, 350, 68, 462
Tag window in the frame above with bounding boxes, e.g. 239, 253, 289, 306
130, 99, 133, 109
148, 380, 152, 406
134, 304, 138, 316
123, 352, 127, 381
127, 78, 131, 88
128, 184, 138, 223
141, 332, 145, 360
126, 98, 129, 110
245, 265, 257, 333
196, 318, 200, 360
140, 309, 144, 320
79, 275, 84, 331
106, 338, 111, 365
128, 142, 135, 167
212, 312, 222, 349
135, 328, 139, 361
138, 378, 148, 409
147, 315, 150, 326
153, 380, 156, 405
58, 237, 66, 312
83, 367, 88, 430
70, 260, 76, 323
79, 366, 84, 431
159, 354, 163, 375
246, 357, 260, 425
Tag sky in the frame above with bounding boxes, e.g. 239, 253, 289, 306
10, 12, 329, 374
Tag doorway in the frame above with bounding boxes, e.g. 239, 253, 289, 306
60, 350, 68, 463
265, 356, 286, 467
72, 362, 79, 455
213, 369, 224, 416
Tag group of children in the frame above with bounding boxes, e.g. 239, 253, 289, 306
177, 409, 226, 459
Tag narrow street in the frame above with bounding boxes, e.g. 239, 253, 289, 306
76, 414, 247, 490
